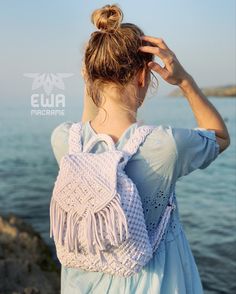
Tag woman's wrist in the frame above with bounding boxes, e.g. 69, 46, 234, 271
178, 74, 195, 92
177, 74, 204, 100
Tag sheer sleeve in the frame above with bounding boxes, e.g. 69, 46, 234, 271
171, 127, 220, 179
50, 121, 73, 165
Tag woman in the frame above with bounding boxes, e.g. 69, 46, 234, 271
51, 4, 230, 294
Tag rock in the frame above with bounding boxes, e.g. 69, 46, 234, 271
23, 288, 40, 294
0, 214, 60, 294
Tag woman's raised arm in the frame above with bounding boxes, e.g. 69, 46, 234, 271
139, 35, 230, 153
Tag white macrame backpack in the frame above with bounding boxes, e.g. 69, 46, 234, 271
50, 121, 175, 277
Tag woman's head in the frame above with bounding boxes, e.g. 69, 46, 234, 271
84, 4, 155, 109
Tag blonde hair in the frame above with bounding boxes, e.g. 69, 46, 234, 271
84, 4, 155, 108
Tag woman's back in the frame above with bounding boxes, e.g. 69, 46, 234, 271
51, 119, 219, 293
49, 4, 230, 292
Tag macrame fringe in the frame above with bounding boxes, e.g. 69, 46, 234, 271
50, 194, 129, 258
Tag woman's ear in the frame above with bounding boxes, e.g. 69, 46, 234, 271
138, 67, 149, 88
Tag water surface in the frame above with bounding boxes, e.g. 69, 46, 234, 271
0, 96, 235, 294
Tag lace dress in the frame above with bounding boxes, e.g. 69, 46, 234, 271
51, 120, 220, 294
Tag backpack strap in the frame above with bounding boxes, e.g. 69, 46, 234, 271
68, 122, 156, 156
119, 125, 156, 168
68, 122, 83, 154
69, 121, 116, 154
83, 134, 116, 152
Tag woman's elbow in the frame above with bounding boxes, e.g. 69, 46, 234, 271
217, 135, 231, 153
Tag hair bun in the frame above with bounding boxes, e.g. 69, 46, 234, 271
91, 4, 123, 32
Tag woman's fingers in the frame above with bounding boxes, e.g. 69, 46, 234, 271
139, 36, 173, 64
139, 45, 173, 71
139, 46, 168, 60
140, 35, 189, 85
141, 35, 170, 50
148, 61, 168, 79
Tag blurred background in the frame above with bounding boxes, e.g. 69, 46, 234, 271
0, 1, 235, 293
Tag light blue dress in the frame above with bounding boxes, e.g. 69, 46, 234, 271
51, 120, 220, 294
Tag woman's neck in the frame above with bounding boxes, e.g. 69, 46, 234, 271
94, 87, 138, 122
91, 104, 137, 128
89, 89, 138, 141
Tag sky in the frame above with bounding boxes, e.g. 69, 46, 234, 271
0, 0, 235, 104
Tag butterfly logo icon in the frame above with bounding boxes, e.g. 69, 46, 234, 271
24, 73, 74, 95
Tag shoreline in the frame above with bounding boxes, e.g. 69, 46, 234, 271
168, 85, 236, 98
0, 213, 60, 294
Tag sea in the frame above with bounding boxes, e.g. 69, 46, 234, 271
0, 96, 235, 294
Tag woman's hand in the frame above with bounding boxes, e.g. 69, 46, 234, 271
139, 35, 230, 152
139, 35, 190, 86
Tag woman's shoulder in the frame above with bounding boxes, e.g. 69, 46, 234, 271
146, 124, 174, 140
50, 121, 93, 147
50, 121, 75, 165
134, 124, 178, 175
50, 121, 93, 164
51, 121, 74, 146
142, 124, 177, 153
